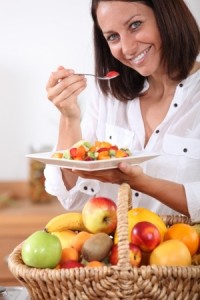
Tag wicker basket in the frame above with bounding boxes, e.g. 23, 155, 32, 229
8, 183, 200, 300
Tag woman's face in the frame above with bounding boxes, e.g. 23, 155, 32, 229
96, 1, 162, 77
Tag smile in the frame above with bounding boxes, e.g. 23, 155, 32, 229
131, 46, 151, 65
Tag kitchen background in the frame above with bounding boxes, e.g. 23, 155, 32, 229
0, 0, 199, 183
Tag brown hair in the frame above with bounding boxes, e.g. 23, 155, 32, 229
91, 0, 200, 101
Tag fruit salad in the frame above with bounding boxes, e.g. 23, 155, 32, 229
52, 140, 132, 161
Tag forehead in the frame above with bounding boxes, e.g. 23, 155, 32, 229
96, 1, 151, 28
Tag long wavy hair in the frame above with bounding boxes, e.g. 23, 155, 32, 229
91, 0, 200, 101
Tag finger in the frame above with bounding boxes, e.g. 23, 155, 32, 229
47, 73, 86, 104
46, 68, 74, 91
52, 80, 87, 107
57, 66, 65, 71
118, 162, 142, 176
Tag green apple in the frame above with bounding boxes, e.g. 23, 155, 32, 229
21, 230, 62, 269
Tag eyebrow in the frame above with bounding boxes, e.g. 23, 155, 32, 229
102, 14, 142, 35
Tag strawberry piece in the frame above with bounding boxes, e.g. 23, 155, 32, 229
70, 148, 77, 158
105, 71, 120, 78
97, 147, 110, 153
110, 145, 118, 150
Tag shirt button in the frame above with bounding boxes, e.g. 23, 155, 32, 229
155, 130, 160, 134
183, 148, 188, 153
83, 186, 88, 190
135, 192, 139, 197
179, 83, 183, 87
174, 103, 178, 107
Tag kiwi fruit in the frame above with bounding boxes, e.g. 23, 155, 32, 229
81, 232, 113, 262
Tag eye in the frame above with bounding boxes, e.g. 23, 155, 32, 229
130, 20, 142, 30
105, 33, 119, 42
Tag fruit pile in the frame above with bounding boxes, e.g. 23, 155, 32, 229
51, 140, 132, 161
21, 196, 200, 270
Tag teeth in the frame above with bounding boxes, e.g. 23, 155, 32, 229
132, 47, 150, 64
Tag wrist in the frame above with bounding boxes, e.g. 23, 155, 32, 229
56, 116, 82, 150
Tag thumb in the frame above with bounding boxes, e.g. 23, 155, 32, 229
118, 162, 142, 176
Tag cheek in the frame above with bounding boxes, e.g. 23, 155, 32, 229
109, 45, 121, 60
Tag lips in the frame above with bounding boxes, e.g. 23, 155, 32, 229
131, 46, 151, 65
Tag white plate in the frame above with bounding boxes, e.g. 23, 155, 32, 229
26, 151, 160, 171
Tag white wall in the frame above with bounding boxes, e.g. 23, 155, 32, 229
0, 0, 93, 180
0, 0, 199, 180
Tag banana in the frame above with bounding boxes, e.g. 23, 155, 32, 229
45, 212, 86, 233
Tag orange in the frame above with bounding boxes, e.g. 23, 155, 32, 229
71, 231, 93, 252
85, 261, 105, 268
150, 239, 191, 266
60, 247, 80, 263
164, 223, 199, 256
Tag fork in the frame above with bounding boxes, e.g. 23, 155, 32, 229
76, 71, 120, 80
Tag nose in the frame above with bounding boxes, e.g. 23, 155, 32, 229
120, 33, 137, 57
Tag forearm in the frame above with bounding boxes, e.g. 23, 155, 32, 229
56, 115, 82, 150
132, 174, 189, 216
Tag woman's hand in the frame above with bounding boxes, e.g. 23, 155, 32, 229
46, 66, 87, 119
72, 162, 189, 216
72, 162, 144, 186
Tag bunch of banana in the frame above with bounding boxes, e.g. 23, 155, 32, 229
45, 212, 86, 233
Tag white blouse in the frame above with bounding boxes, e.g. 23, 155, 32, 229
44, 69, 200, 222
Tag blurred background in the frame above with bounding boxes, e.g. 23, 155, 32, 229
0, 0, 199, 195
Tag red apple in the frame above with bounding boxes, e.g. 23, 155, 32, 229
82, 197, 117, 234
109, 243, 142, 267
60, 260, 84, 269
131, 221, 161, 252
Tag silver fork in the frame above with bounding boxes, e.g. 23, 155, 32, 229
76, 72, 120, 80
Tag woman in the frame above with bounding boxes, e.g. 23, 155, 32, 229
45, 0, 200, 221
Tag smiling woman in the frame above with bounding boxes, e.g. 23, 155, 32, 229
91, 0, 200, 101
44, 0, 200, 224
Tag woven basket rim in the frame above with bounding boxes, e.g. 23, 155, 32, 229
8, 243, 200, 274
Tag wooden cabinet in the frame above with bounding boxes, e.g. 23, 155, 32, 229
0, 198, 64, 286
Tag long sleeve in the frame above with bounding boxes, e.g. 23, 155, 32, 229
44, 70, 200, 222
